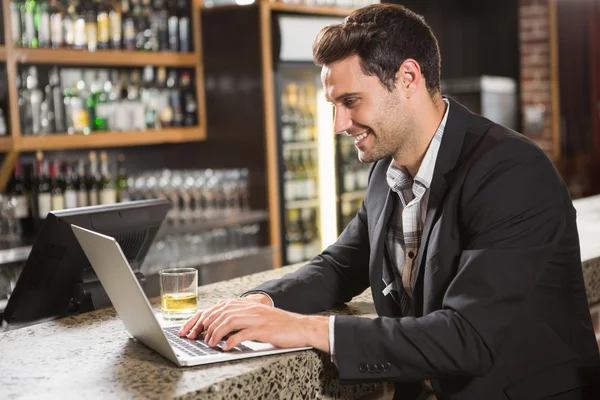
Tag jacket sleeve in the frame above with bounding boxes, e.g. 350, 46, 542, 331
249, 200, 371, 315
247, 161, 383, 315
333, 138, 569, 382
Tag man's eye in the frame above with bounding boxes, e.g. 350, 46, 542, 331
343, 99, 357, 107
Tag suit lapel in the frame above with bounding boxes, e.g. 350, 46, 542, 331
369, 185, 402, 313
413, 98, 471, 296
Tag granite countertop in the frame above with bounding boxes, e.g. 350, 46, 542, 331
0, 264, 387, 400
573, 195, 600, 305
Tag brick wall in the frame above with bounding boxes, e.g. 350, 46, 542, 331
519, 0, 554, 156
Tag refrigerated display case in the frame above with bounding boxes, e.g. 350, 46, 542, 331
273, 14, 343, 265
201, 4, 351, 267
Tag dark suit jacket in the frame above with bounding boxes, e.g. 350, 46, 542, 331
252, 98, 600, 399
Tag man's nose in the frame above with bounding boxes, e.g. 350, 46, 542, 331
333, 107, 352, 135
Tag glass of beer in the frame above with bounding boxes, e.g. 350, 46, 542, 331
159, 268, 198, 321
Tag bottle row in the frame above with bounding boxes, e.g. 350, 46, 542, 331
205, 0, 380, 7
283, 147, 319, 203
3, 151, 254, 239
284, 206, 321, 264
9, 0, 192, 52
4, 150, 129, 237
280, 81, 318, 143
16, 65, 197, 136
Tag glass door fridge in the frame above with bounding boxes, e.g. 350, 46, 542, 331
272, 14, 344, 266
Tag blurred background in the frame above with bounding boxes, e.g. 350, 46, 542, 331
0, 0, 598, 320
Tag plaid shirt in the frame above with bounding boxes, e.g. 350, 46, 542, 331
385, 98, 449, 299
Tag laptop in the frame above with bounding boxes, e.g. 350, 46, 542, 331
71, 224, 311, 367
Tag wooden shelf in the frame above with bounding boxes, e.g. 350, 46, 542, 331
0, 137, 13, 152
266, 2, 356, 17
205, 2, 356, 17
16, 127, 205, 151
12, 48, 198, 67
0, 46, 6, 61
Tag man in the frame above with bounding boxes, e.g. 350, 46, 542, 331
179, 4, 600, 399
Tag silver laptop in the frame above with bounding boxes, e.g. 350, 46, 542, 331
71, 224, 311, 367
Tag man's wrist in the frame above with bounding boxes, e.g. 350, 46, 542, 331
300, 315, 330, 353
243, 293, 273, 307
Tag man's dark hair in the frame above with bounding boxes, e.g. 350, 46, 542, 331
313, 4, 441, 96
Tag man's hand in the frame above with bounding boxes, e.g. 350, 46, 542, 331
177, 295, 330, 353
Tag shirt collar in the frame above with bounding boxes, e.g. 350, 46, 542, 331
386, 98, 450, 193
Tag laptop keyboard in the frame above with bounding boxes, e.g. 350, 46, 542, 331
163, 326, 252, 358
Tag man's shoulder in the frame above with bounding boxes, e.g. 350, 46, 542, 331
463, 117, 551, 167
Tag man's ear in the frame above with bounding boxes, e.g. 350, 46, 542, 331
396, 59, 422, 98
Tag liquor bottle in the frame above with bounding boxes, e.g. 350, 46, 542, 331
63, 162, 78, 209
10, 0, 23, 47
141, 66, 158, 128
281, 83, 299, 143
87, 151, 100, 206
21, 66, 44, 136
22, 0, 38, 48
176, 0, 189, 52
12, 158, 32, 236
0, 109, 7, 136
134, 0, 151, 51
49, 0, 64, 48
295, 150, 308, 200
73, 2, 87, 50
304, 149, 318, 200
36, 0, 51, 48
97, 0, 111, 49
181, 71, 197, 127
109, 0, 123, 49
94, 70, 111, 131
116, 154, 130, 202
154, 0, 168, 51
294, 83, 309, 143
167, 69, 183, 127
37, 156, 52, 219
305, 84, 317, 142
98, 151, 117, 204
63, 1, 76, 48
126, 69, 147, 131
50, 160, 65, 211
310, 208, 321, 256
75, 159, 88, 207
167, 0, 178, 51
283, 148, 296, 202
285, 208, 305, 264
156, 67, 173, 127
301, 207, 317, 260
49, 67, 65, 132
84, 0, 98, 51
67, 72, 91, 134
122, 0, 136, 50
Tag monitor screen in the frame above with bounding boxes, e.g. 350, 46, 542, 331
2, 199, 170, 329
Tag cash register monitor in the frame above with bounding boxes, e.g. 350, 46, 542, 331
2, 199, 170, 328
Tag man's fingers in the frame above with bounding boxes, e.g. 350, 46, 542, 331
222, 328, 259, 351
204, 305, 256, 344
178, 310, 203, 336
207, 314, 260, 347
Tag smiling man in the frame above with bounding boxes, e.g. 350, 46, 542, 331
179, 4, 600, 399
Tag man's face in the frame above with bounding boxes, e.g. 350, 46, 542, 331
321, 55, 414, 164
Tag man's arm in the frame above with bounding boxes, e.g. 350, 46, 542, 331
333, 138, 568, 381
247, 158, 381, 315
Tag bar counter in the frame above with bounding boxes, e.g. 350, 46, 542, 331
2, 195, 600, 399
0, 264, 387, 400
